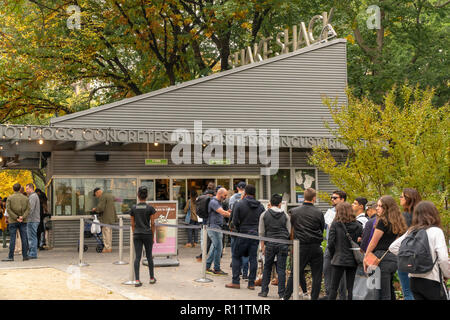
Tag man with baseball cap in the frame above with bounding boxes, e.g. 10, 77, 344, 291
360, 201, 378, 252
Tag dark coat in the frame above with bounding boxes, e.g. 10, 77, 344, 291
328, 221, 363, 267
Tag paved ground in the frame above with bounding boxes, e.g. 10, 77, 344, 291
0, 245, 283, 300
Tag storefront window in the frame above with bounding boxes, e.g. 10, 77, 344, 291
53, 178, 137, 216
172, 179, 187, 217
140, 180, 155, 201
270, 169, 291, 203
247, 178, 260, 200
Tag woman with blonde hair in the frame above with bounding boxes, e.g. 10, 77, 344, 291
327, 202, 363, 300
364, 195, 407, 300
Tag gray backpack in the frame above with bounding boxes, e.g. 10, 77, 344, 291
398, 228, 437, 274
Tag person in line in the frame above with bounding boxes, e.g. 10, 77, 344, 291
184, 190, 199, 248
389, 201, 449, 300
283, 188, 325, 300
257, 194, 291, 298
322, 190, 347, 300
363, 195, 407, 300
397, 188, 422, 300
327, 202, 363, 300
25, 184, 40, 259
196, 182, 216, 262
0, 198, 7, 248
360, 201, 378, 252
129, 186, 156, 287
226, 184, 264, 290
352, 197, 368, 228
205, 188, 231, 276
196, 189, 215, 262
35, 189, 49, 250
93, 187, 118, 253
229, 181, 249, 280
2, 184, 30, 262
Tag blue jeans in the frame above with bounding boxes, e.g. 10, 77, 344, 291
232, 237, 259, 285
230, 236, 249, 277
398, 270, 414, 300
187, 220, 199, 245
27, 222, 39, 258
206, 229, 223, 271
261, 244, 289, 297
8, 222, 29, 259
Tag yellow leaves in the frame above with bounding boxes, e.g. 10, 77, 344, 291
241, 22, 250, 30
205, 31, 213, 38
345, 34, 355, 44
0, 170, 33, 198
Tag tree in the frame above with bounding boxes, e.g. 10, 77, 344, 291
0, 170, 33, 198
309, 85, 449, 232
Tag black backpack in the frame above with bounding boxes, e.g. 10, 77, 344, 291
195, 195, 211, 220
398, 228, 437, 274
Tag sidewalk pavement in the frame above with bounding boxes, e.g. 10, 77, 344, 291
0, 245, 279, 300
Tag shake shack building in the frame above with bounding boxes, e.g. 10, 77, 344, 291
0, 38, 348, 248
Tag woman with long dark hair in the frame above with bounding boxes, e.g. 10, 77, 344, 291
364, 195, 407, 300
398, 188, 422, 300
130, 186, 156, 287
328, 202, 363, 300
390, 201, 449, 300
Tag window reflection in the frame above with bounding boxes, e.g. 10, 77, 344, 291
53, 178, 137, 215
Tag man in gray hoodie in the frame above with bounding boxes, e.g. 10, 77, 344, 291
26, 183, 40, 259
258, 194, 291, 298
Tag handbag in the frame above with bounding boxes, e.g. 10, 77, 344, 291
341, 222, 364, 265
353, 265, 379, 300
91, 215, 101, 234
364, 249, 390, 268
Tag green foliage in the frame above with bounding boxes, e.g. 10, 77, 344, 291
309, 84, 449, 231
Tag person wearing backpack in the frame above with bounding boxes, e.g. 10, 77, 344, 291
397, 188, 422, 300
195, 189, 215, 262
389, 201, 449, 300
327, 202, 363, 300
363, 196, 407, 300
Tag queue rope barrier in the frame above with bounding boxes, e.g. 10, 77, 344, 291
78, 218, 301, 299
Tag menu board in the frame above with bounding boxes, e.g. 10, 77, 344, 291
148, 201, 178, 257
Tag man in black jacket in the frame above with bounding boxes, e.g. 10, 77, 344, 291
283, 188, 325, 300
225, 185, 264, 290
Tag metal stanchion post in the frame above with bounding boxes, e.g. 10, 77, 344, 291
293, 239, 300, 300
77, 218, 89, 267
113, 217, 127, 265
122, 226, 135, 285
195, 225, 213, 283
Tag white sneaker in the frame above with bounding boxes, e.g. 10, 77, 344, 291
300, 293, 311, 300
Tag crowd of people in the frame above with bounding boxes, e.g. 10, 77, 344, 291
1, 180, 448, 300
1, 183, 50, 261
183, 184, 449, 300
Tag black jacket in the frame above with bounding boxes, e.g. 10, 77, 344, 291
232, 196, 265, 235
290, 202, 325, 245
328, 221, 363, 267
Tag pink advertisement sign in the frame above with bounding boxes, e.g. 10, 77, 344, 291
148, 201, 178, 256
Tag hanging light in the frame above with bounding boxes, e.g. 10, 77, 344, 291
38, 139, 44, 145
154, 142, 159, 147
0, 157, 3, 162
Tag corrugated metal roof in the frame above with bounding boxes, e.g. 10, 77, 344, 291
51, 39, 347, 138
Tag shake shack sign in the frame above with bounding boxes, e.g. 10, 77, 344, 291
0, 124, 346, 150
